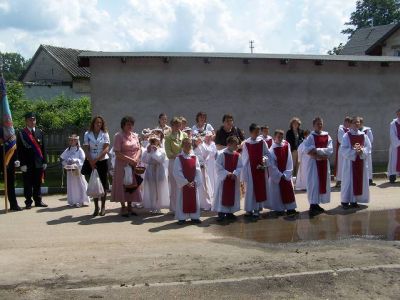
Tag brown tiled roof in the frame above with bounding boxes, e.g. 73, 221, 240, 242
340, 23, 400, 55
20, 44, 90, 81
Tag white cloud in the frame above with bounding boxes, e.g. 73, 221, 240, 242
0, 0, 357, 58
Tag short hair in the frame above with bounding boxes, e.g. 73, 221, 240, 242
195, 112, 207, 123
249, 123, 260, 133
260, 125, 269, 130
179, 116, 187, 124
351, 116, 361, 124
182, 137, 192, 146
312, 116, 323, 125
226, 136, 239, 145
158, 113, 167, 119
344, 116, 352, 123
289, 117, 301, 129
89, 115, 108, 133
274, 129, 284, 137
396, 108, 400, 113
170, 117, 182, 126
359, 117, 364, 124
120, 116, 135, 129
222, 114, 234, 122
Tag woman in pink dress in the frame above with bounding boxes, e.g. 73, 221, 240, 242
111, 116, 142, 217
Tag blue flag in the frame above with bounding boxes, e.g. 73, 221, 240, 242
0, 76, 16, 166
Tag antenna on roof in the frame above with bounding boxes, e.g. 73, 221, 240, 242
249, 40, 255, 54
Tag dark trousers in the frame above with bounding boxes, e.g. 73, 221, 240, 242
23, 167, 43, 205
5, 164, 18, 208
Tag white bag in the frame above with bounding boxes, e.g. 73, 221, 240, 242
87, 169, 105, 197
123, 165, 133, 186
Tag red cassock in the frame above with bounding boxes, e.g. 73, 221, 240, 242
348, 133, 364, 196
221, 152, 239, 207
396, 122, 400, 172
179, 155, 197, 213
265, 138, 273, 148
246, 141, 267, 202
334, 127, 348, 177
313, 134, 329, 194
273, 142, 295, 204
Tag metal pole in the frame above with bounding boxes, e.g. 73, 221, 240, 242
0, 58, 8, 213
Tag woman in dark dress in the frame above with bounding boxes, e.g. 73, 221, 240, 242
286, 117, 304, 177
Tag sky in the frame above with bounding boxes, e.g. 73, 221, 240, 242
0, 0, 357, 59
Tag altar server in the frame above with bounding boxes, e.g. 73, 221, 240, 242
334, 116, 351, 188
388, 108, 400, 183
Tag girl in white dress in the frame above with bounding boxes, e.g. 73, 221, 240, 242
60, 134, 90, 207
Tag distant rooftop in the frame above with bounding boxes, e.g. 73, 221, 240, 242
340, 23, 400, 55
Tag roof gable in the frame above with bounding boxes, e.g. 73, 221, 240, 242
341, 23, 400, 55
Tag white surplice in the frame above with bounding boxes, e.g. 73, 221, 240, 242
336, 125, 348, 181
203, 141, 217, 195
141, 147, 170, 210
303, 131, 333, 205
60, 146, 90, 206
340, 129, 371, 204
362, 126, 374, 180
265, 141, 297, 211
295, 140, 310, 190
173, 152, 203, 220
241, 136, 271, 212
387, 118, 400, 176
212, 148, 243, 213
193, 144, 212, 210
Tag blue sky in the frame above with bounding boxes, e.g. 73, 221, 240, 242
0, 0, 357, 58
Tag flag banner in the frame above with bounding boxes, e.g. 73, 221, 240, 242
0, 76, 16, 166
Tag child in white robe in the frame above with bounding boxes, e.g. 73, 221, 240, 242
213, 136, 243, 221
203, 131, 217, 195
388, 108, 400, 183
193, 134, 212, 210
266, 130, 298, 217
302, 117, 333, 217
341, 116, 371, 208
260, 125, 273, 148
60, 134, 90, 207
295, 129, 310, 191
173, 138, 203, 225
359, 118, 375, 186
241, 123, 271, 218
141, 135, 169, 213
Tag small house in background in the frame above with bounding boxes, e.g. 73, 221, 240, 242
19, 44, 91, 100
341, 23, 400, 56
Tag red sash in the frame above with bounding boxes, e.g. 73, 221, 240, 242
313, 134, 329, 194
222, 152, 239, 207
396, 122, 400, 172
348, 133, 364, 196
246, 141, 267, 202
179, 155, 197, 213
334, 127, 348, 176
273, 142, 295, 204
22, 128, 44, 161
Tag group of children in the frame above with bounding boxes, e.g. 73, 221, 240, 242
60, 114, 378, 224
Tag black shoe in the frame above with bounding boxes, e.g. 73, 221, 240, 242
191, 219, 202, 224
350, 202, 360, 208
335, 181, 341, 188
389, 175, 396, 183
35, 202, 48, 207
92, 207, 99, 217
315, 205, 325, 213
99, 207, 106, 216
286, 210, 299, 217
226, 213, 237, 220
369, 179, 376, 186
216, 213, 225, 222
244, 212, 253, 218
309, 207, 319, 218
177, 220, 186, 225
275, 211, 285, 217
341, 202, 350, 209
10, 206, 22, 211
25, 204, 32, 209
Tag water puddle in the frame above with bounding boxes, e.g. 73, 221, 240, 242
206, 209, 400, 243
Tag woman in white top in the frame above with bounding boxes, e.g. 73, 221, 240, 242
83, 116, 110, 217
192, 112, 215, 136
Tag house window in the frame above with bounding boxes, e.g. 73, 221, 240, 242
395, 50, 400, 57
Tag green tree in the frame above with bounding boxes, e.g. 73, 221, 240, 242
342, 0, 400, 37
0, 52, 30, 81
327, 43, 345, 55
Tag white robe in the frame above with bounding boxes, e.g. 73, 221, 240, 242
141, 148, 170, 210
265, 141, 297, 211
340, 129, 371, 204
173, 152, 203, 220
295, 140, 310, 190
303, 131, 333, 205
212, 149, 243, 213
362, 126, 374, 180
193, 145, 212, 210
387, 118, 400, 176
241, 137, 271, 212
60, 146, 90, 206
203, 141, 217, 194
336, 125, 348, 181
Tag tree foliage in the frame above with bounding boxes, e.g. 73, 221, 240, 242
0, 52, 30, 81
6, 81, 92, 132
327, 43, 345, 55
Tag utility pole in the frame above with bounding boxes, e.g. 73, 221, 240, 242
249, 40, 255, 53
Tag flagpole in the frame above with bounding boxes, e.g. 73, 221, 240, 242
3, 144, 8, 213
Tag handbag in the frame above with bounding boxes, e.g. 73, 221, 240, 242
87, 169, 105, 197
81, 159, 92, 176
